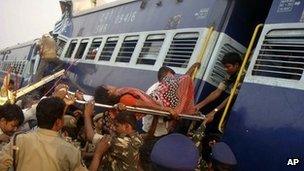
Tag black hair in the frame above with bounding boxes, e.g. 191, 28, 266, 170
36, 97, 65, 129
9, 79, 14, 85
40, 81, 56, 97
94, 85, 118, 105
115, 111, 137, 130
221, 52, 242, 65
62, 126, 78, 140
0, 104, 24, 125
158, 66, 175, 82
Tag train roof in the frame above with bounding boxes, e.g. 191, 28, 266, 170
63, 0, 229, 37
73, 0, 137, 17
0, 40, 36, 53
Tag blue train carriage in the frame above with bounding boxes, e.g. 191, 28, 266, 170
57, 0, 271, 98
222, 0, 304, 170
0, 41, 38, 88
0, 33, 69, 89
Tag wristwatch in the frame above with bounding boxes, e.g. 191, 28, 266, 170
214, 108, 219, 112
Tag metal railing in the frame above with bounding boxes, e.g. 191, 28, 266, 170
218, 24, 264, 132
191, 27, 214, 79
74, 99, 205, 121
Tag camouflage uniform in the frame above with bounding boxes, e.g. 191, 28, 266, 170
101, 132, 143, 171
191, 123, 208, 171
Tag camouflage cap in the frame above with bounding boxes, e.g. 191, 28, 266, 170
93, 113, 103, 122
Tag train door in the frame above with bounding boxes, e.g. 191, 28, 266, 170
196, 0, 273, 133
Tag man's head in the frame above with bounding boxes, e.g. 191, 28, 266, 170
36, 97, 65, 131
52, 83, 69, 99
114, 111, 136, 135
94, 85, 118, 105
221, 52, 242, 76
158, 66, 175, 82
0, 104, 24, 135
8, 80, 14, 91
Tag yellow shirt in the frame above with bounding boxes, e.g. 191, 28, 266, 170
0, 128, 7, 151
0, 87, 14, 105
0, 128, 87, 171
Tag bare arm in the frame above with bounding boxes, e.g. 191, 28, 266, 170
89, 152, 102, 171
215, 96, 229, 112
203, 97, 229, 125
0, 71, 11, 96
195, 88, 223, 110
89, 137, 111, 171
84, 101, 95, 142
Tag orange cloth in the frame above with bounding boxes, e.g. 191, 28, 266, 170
119, 94, 137, 106
119, 94, 143, 119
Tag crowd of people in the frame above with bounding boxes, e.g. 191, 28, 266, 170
0, 52, 242, 171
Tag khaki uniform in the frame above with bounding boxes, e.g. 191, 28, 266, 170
0, 128, 87, 171
0, 128, 8, 151
101, 132, 143, 171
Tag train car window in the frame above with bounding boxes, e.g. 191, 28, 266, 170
56, 39, 67, 57
21, 61, 26, 75
3, 63, 6, 71
116, 36, 139, 63
29, 60, 35, 74
5, 63, 8, 71
75, 39, 89, 59
5, 62, 9, 71
12, 63, 17, 74
65, 39, 78, 58
210, 44, 243, 86
137, 34, 165, 65
164, 32, 199, 68
99, 37, 119, 61
86, 38, 102, 60
16, 63, 20, 74
17, 62, 21, 74
9, 62, 12, 71
11, 63, 16, 73
252, 29, 304, 80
